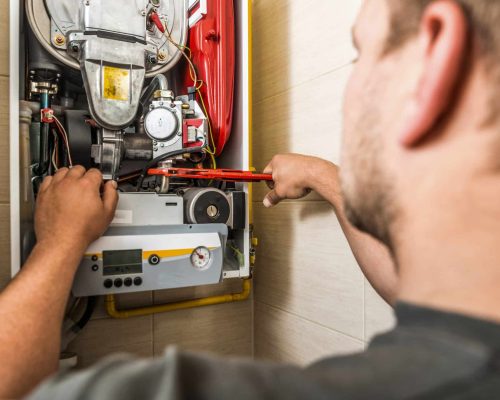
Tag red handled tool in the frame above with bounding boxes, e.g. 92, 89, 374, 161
148, 167, 273, 183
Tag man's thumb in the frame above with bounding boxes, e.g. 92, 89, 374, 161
263, 190, 281, 208
103, 180, 119, 218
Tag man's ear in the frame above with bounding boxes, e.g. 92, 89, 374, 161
399, 0, 468, 147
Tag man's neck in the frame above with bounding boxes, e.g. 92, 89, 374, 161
396, 193, 500, 323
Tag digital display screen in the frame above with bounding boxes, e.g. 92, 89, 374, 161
103, 249, 143, 276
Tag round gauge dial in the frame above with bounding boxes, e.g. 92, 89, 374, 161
144, 107, 178, 141
190, 246, 212, 270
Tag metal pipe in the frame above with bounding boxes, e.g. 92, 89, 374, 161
105, 279, 252, 319
138, 74, 169, 115
20, 100, 70, 116
36, 93, 51, 176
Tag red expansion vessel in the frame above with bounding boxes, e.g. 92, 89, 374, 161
186, 0, 235, 157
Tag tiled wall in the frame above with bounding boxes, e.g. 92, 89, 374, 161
0, 0, 252, 367
251, 0, 396, 365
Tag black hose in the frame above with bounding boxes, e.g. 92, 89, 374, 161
135, 146, 205, 191
70, 296, 97, 333
36, 122, 51, 176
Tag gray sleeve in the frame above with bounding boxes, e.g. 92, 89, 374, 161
27, 347, 333, 400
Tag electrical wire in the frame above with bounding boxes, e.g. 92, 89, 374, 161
156, 13, 217, 159
135, 12, 217, 190
51, 131, 59, 171
52, 116, 74, 167
195, 85, 217, 158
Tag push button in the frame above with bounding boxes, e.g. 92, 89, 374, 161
103, 279, 113, 289
148, 254, 160, 265
114, 278, 123, 288
133, 277, 143, 286
124, 277, 133, 287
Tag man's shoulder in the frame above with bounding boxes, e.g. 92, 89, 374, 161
307, 324, 494, 399
28, 324, 497, 400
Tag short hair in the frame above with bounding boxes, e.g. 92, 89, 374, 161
385, 1, 500, 124
385, 0, 500, 60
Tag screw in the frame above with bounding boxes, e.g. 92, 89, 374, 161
158, 51, 166, 61
54, 34, 65, 46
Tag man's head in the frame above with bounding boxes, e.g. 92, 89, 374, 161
341, 0, 500, 253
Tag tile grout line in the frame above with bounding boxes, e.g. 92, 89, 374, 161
252, 61, 353, 106
256, 300, 365, 345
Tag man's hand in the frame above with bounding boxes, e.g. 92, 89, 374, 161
0, 166, 118, 398
263, 154, 340, 208
35, 166, 119, 253
262, 154, 397, 304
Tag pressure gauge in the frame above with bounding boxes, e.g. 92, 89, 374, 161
144, 107, 178, 141
190, 246, 212, 270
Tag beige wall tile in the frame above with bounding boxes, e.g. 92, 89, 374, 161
252, 66, 351, 202
70, 340, 153, 369
364, 280, 395, 343
67, 316, 153, 368
0, 0, 8, 76
153, 300, 252, 358
0, 204, 10, 290
253, 201, 365, 340
252, 0, 361, 104
254, 301, 363, 365
91, 291, 154, 320
153, 279, 246, 304
0, 77, 10, 202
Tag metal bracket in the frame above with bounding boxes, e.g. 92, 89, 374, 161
188, 0, 207, 27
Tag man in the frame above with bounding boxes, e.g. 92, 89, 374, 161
2, 0, 500, 397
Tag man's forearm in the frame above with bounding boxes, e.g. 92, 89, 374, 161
307, 158, 398, 304
0, 242, 84, 398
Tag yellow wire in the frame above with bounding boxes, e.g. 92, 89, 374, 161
196, 86, 216, 156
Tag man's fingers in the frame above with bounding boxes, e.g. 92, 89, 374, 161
102, 180, 119, 220
52, 167, 69, 183
84, 168, 104, 188
263, 190, 282, 208
39, 176, 53, 193
66, 165, 86, 179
